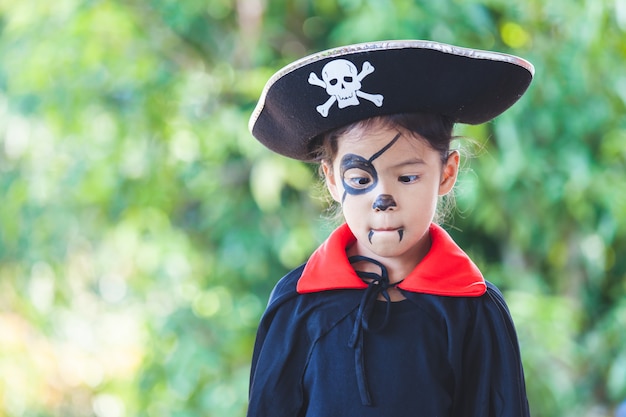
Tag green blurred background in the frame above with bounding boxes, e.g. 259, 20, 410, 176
1, 0, 625, 416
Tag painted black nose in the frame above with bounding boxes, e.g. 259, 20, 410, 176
372, 194, 397, 211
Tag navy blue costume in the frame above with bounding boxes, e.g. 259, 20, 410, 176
247, 224, 529, 416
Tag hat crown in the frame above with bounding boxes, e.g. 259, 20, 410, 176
250, 40, 534, 161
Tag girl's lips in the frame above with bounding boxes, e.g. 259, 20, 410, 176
368, 227, 405, 243
371, 227, 401, 232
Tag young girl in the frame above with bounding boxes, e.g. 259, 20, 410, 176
247, 40, 534, 417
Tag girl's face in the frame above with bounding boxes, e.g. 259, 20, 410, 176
323, 121, 459, 267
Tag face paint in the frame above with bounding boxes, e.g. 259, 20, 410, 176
368, 227, 404, 243
371, 193, 403, 242
337, 133, 405, 246
372, 194, 397, 211
339, 133, 401, 202
339, 153, 378, 203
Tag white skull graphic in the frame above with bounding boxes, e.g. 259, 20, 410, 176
321, 59, 361, 108
308, 59, 384, 117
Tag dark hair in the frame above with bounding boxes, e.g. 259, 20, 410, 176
310, 112, 454, 165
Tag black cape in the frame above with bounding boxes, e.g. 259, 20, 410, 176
247, 225, 529, 417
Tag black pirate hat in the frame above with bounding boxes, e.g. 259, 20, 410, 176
249, 40, 534, 161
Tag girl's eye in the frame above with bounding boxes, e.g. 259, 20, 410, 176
399, 175, 419, 183
347, 176, 372, 188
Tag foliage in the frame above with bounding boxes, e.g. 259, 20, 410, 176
0, 0, 625, 416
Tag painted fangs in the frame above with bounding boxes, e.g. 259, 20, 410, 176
367, 228, 405, 244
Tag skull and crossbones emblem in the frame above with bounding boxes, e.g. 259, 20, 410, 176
308, 59, 384, 117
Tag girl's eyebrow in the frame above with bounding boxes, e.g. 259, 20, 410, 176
389, 158, 426, 169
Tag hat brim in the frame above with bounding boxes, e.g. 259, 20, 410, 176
249, 40, 534, 161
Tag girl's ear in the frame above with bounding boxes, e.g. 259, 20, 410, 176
439, 150, 460, 196
322, 161, 342, 203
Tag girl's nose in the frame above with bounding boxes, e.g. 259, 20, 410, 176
372, 194, 397, 211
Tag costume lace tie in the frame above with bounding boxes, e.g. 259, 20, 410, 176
347, 255, 400, 406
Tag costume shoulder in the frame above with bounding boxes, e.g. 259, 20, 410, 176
247, 264, 361, 417
403, 281, 529, 417
247, 265, 306, 417
462, 281, 529, 416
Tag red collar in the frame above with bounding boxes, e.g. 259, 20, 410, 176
297, 223, 486, 296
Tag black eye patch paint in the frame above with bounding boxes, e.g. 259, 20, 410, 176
340, 153, 378, 201
339, 133, 401, 203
